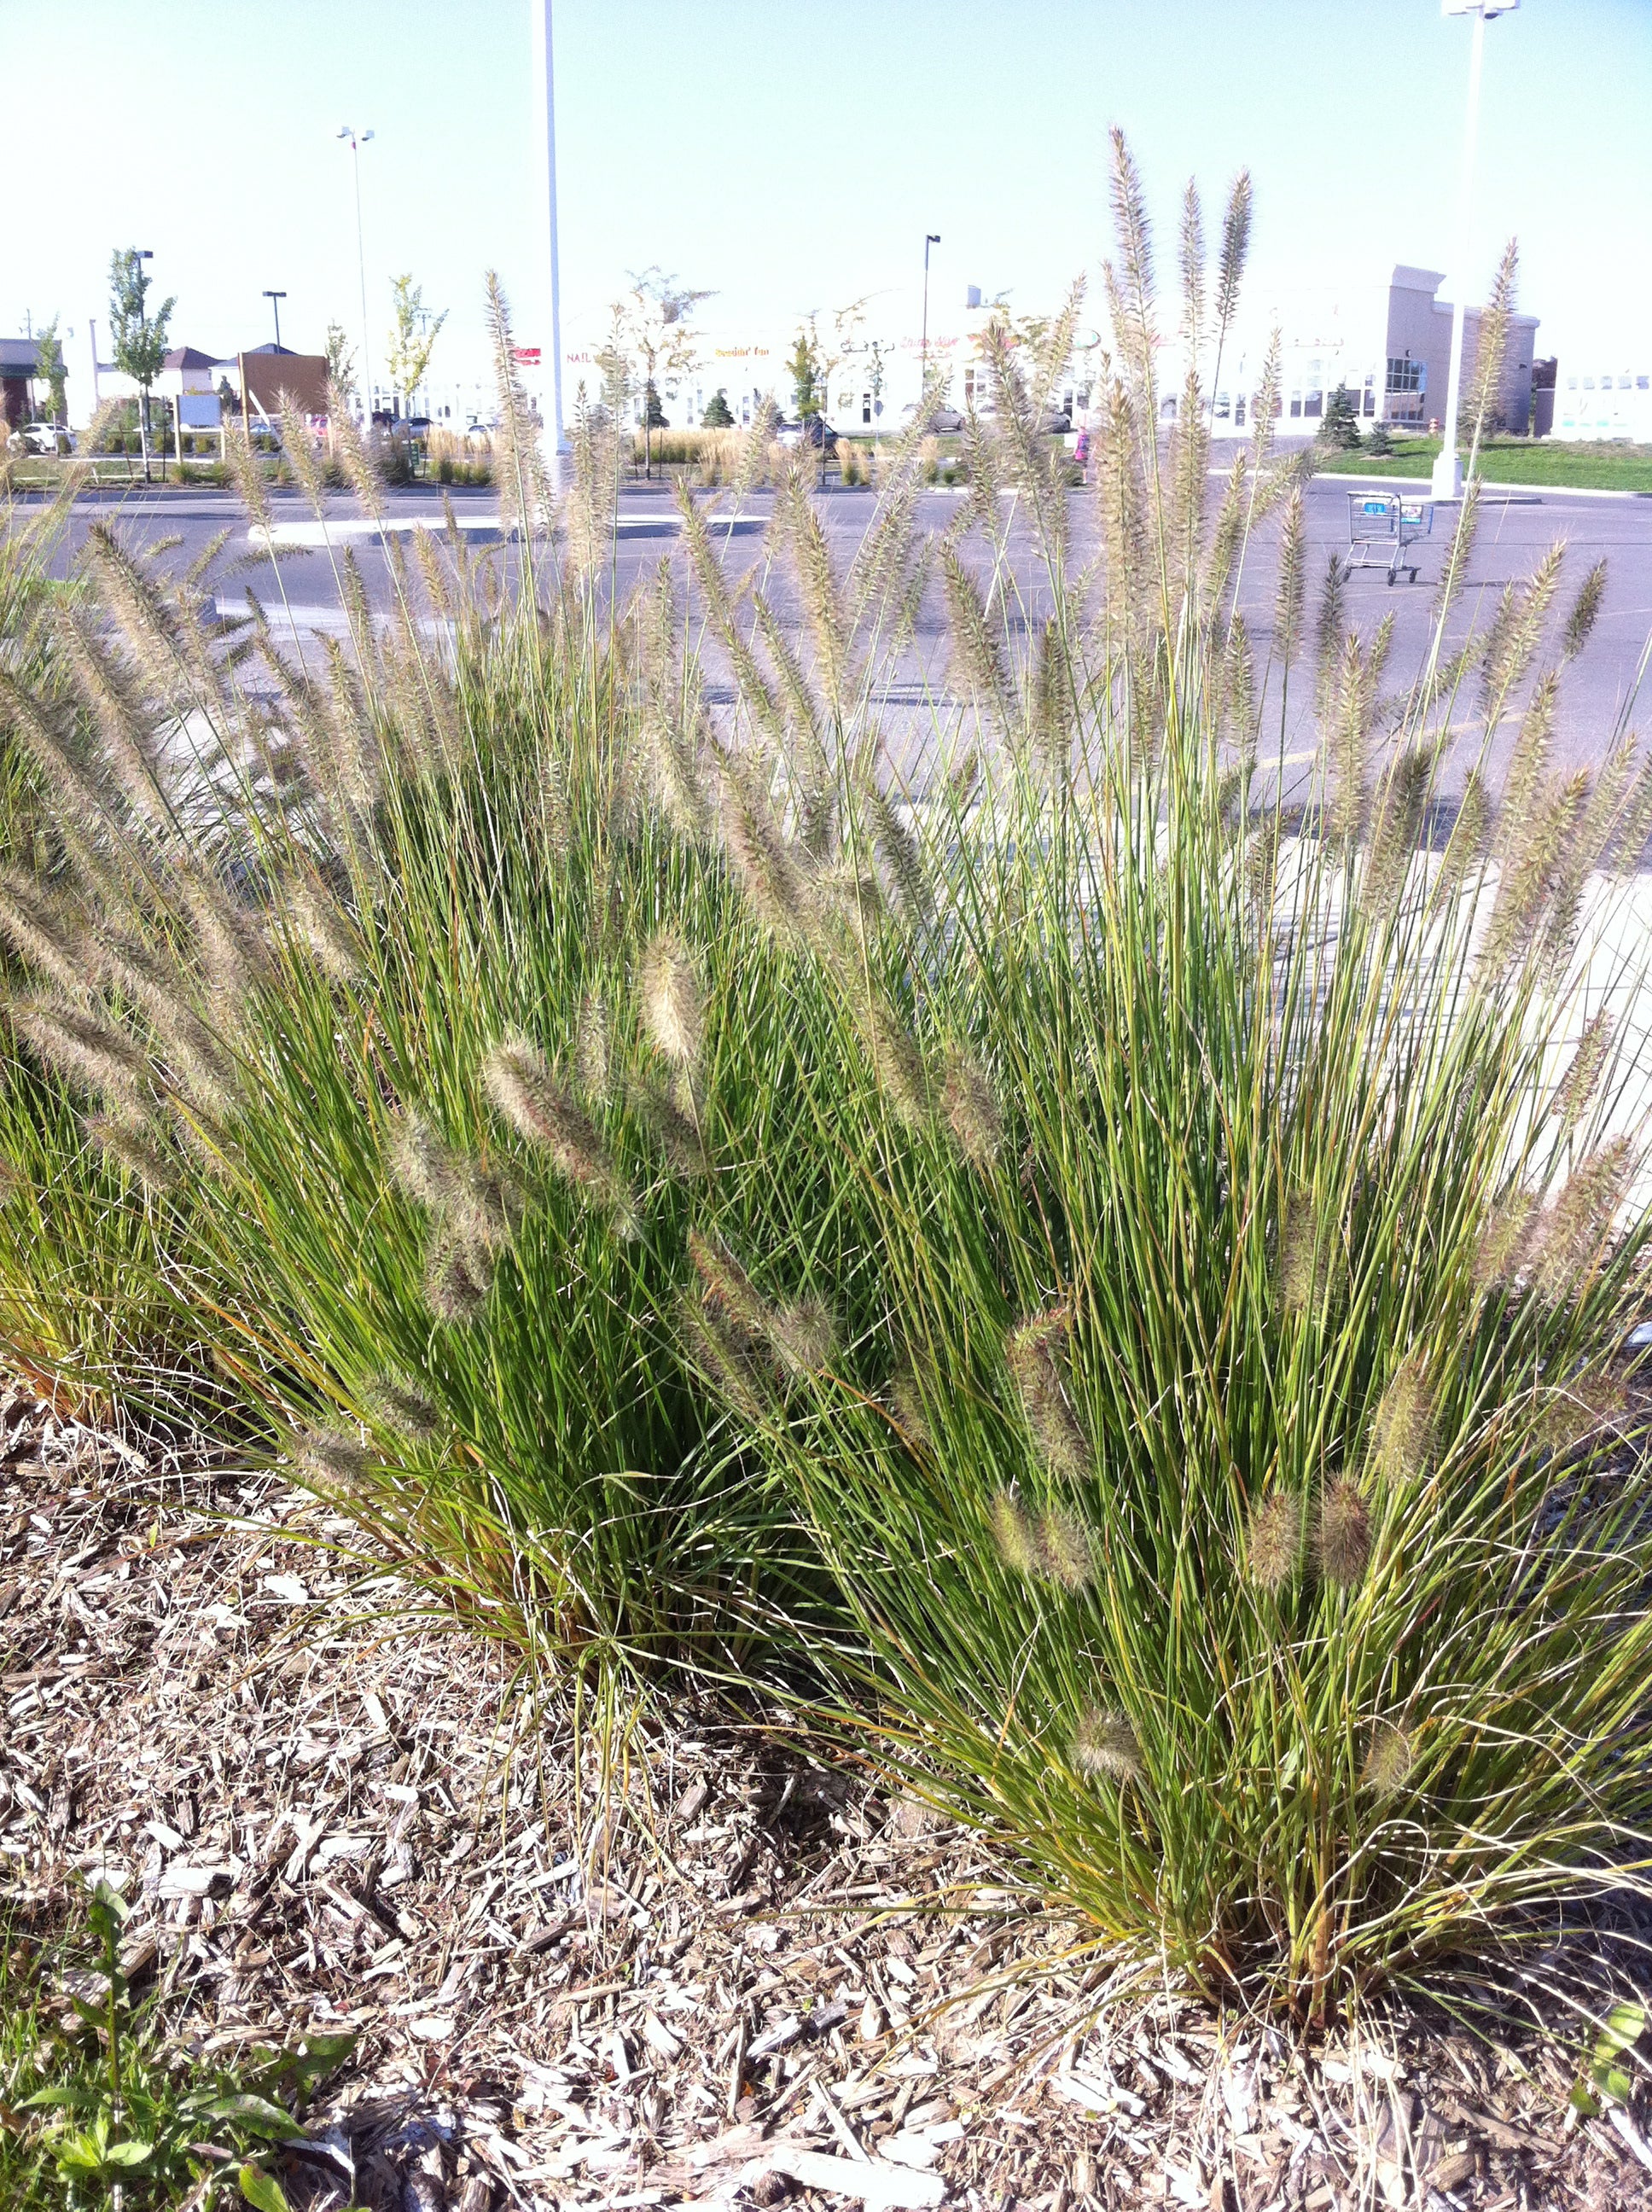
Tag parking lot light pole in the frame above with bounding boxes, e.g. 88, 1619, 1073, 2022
262, 290, 287, 352
1433, 0, 1518, 503
921, 234, 940, 399
531, 0, 571, 491
338, 128, 375, 424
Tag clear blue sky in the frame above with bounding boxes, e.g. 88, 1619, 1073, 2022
5, 0, 1649, 391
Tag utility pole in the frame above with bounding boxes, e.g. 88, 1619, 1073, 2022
530, 0, 571, 490
921, 234, 940, 409
263, 289, 288, 351
338, 127, 375, 422
1433, 0, 1519, 502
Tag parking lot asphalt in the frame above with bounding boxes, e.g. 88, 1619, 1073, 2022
18, 472, 1651, 801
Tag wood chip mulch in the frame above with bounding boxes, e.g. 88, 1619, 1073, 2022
4, 1383, 1652, 2211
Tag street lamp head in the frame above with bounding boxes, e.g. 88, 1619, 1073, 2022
927, 232, 941, 245
1442, 1, 1518, 13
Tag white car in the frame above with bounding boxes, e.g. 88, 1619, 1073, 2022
19, 422, 73, 455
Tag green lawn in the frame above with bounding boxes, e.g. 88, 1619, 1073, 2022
1312, 435, 1652, 493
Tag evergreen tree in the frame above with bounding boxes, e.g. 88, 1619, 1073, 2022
1366, 417, 1395, 457
643, 381, 668, 429
701, 387, 734, 428
1318, 382, 1362, 451
34, 317, 67, 423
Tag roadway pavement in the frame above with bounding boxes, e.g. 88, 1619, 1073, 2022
18, 475, 1652, 799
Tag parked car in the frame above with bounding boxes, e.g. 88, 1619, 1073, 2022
19, 422, 73, 455
775, 416, 838, 454
899, 405, 967, 434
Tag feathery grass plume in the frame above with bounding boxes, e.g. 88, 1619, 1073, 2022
1474, 1190, 1535, 1290
1106, 127, 1158, 400
293, 1425, 372, 1498
1550, 1010, 1614, 1136
1428, 476, 1481, 634
1247, 1489, 1302, 1592
863, 997, 933, 1132
13, 999, 148, 1108
1274, 488, 1306, 672
1178, 177, 1207, 353
678, 1290, 769, 1422
388, 1107, 466, 1214
0, 870, 91, 995
1317, 1475, 1371, 1588
1277, 1184, 1332, 1318
411, 518, 455, 623
1466, 238, 1518, 445
483, 1035, 635, 1226
485, 274, 554, 549
1480, 770, 1587, 976
1530, 1138, 1633, 1303
864, 782, 931, 925
55, 602, 173, 829
1608, 745, 1652, 876
180, 867, 269, 1009
1561, 557, 1608, 664
1030, 616, 1079, 786
1218, 613, 1257, 759
1480, 541, 1564, 727
364, 1375, 439, 1441
797, 778, 839, 862
770, 1296, 839, 1381
1495, 671, 1560, 852
276, 395, 329, 516
1006, 1308, 1091, 1481
423, 1233, 491, 1325
329, 394, 387, 526
772, 463, 851, 718
627, 1068, 706, 1179
1091, 376, 1149, 634
1367, 1355, 1435, 1487
221, 418, 274, 537
283, 876, 364, 986
1073, 1708, 1142, 1786
1430, 772, 1492, 920
1213, 169, 1253, 349
887, 1354, 934, 1452
1364, 744, 1433, 912
1325, 627, 1372, 857
990, 1490, 1038, 1575
0, 667, 122, 829
750, 591, 823, 763
83, 1112, 178, 1195
686, 1225, 771, 1346
1545, 740, 1641, 971
1248, 328, 1283, 469
1312, 554, 1349, 716
640, 931, 704, 1068
571, 993, 611, 1106
940, 541, 1017, 737
939, 1045, 1003, 1170
1540, 1366, 1628, 1456
1036, 1505, 1096, 1592
720, 766, 809, 936
1360, 1721, 1416, 1797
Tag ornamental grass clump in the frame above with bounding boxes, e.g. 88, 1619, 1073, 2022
671, 140, 1652, 2017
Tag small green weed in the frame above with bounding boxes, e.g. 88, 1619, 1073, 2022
3, 1881, 351, 2211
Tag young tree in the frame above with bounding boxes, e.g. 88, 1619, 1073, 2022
620, 267, 712, 479
1365, 417, 1395, 457
108, 248, 175, 483
1319, 382, 1363, 451
866, 339, 887, 436
788, 328, 821, 422
34, 317, 67, 424
325, 321, 358, 406
701, 387, 734, 429
385, 276, 447, 419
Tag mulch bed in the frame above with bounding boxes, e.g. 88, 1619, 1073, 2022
4, 1383, 1652, 2211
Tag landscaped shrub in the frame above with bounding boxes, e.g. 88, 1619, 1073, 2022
668, 150, 1652, 2017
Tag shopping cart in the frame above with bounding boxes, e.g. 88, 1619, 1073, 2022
1345, 492, 1434, 585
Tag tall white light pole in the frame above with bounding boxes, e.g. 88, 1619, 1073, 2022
1433, 0, 1518, 503
530, 0, 570, 487
338, 127, 375, 425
